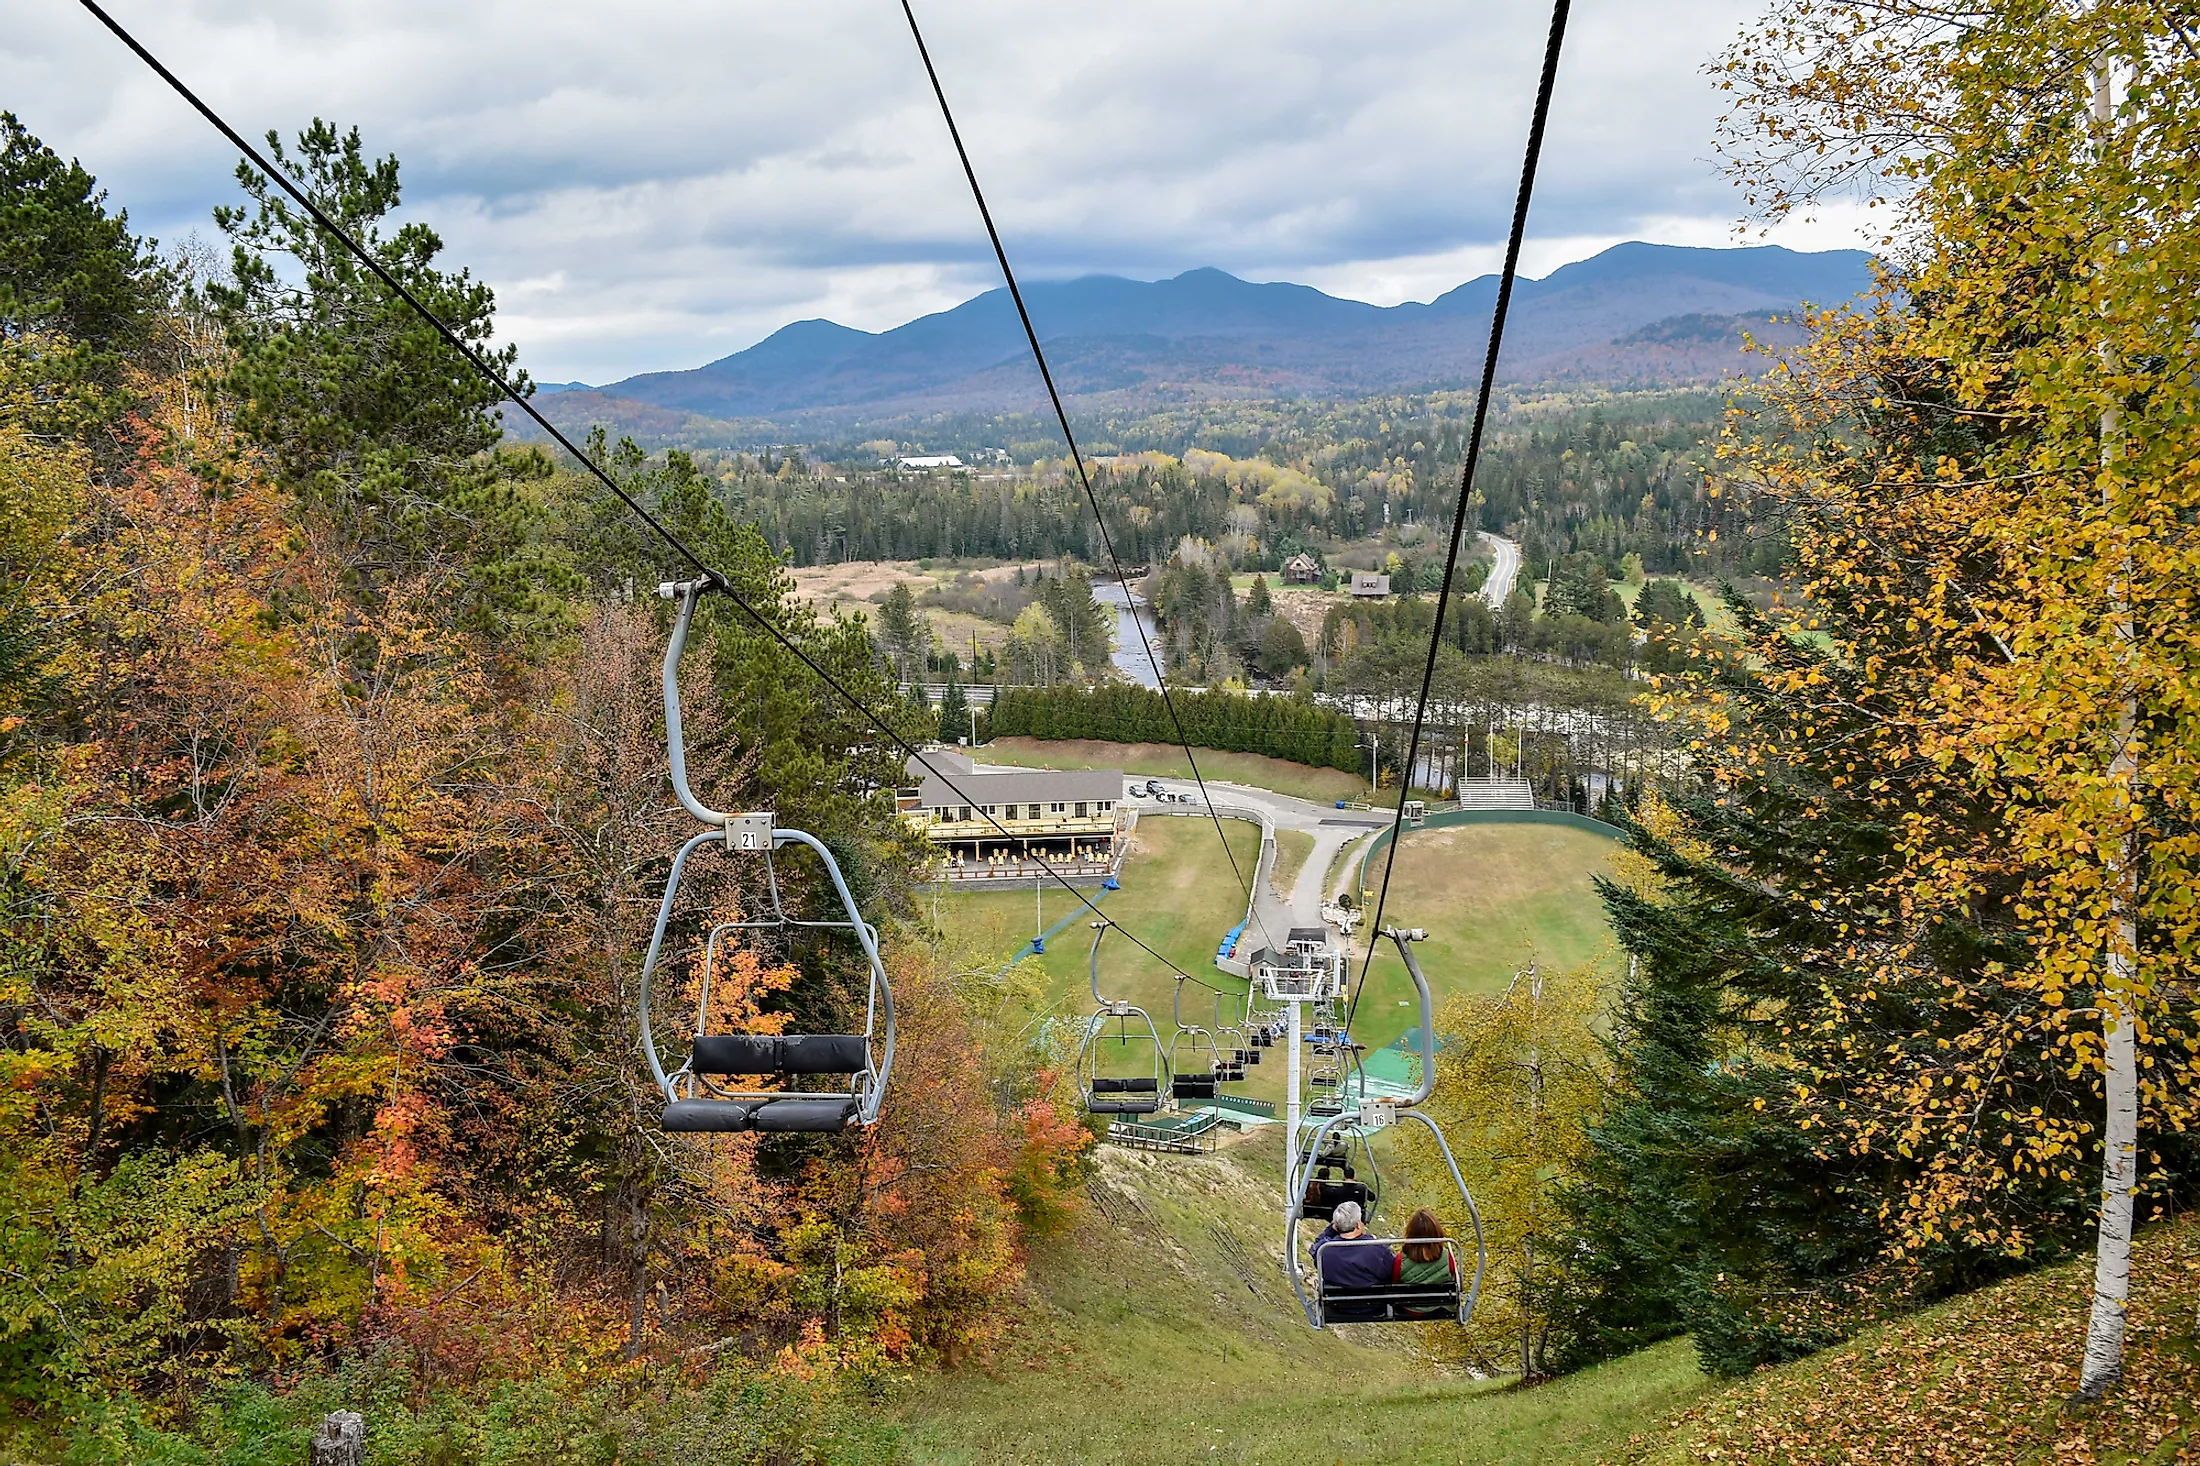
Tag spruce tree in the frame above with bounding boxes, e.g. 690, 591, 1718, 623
939, 678, 971, 745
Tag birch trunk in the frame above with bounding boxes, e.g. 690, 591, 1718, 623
2076, 51, 2138, 1403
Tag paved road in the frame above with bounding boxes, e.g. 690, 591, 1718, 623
1479, 530, 1522, 608
1125, 778, 1387, 948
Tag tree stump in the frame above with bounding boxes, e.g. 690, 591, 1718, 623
308, 1410, 365, 1466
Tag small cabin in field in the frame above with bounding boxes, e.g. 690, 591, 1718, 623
1283, 553, 1322, 585
1350, 571, 1391, 599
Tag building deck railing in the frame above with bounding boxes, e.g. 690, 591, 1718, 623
926, 859, 1115, 884
914, 815, 1119, 837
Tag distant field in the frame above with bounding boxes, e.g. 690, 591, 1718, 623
1345, 822, 1623, 1053
982, 736, 1365, 805
1612, 576, 1738, 635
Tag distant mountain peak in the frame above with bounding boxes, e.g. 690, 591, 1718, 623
541, 241, 1874, 437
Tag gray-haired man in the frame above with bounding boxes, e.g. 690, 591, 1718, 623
1311, 1198, 1396, 1294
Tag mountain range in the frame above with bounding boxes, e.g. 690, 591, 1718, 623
526, 242, 1875, 445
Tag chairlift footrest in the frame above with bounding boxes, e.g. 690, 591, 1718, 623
660, 1097, 860, 1133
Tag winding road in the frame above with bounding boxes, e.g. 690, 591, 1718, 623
1479, 530, 1522, 607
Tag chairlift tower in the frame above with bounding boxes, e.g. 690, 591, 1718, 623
1250, 936, 1346, 1214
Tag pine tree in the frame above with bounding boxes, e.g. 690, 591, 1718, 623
939, 678, 971, 746
0, 111, 163, 413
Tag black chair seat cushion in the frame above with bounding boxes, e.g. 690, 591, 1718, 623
1172, 1077, 1218, 1099
693, 1033, 866, 1076
1322, 1281, 1462, 1323
1090, 1076, 1160, 1094
660, 1097, 858, 1133
661, 1098, 756, 1132
1088, 1098, 1161, 1115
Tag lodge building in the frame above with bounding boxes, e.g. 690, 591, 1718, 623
898, 749, 1126, 882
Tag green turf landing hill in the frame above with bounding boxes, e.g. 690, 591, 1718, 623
1347, 822, 1623, 1054
930, 816, 1624, 1107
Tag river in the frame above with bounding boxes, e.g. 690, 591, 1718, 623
1092, 580, 1162, 688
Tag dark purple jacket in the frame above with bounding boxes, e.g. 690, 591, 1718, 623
1312, 1227, 1396, 1288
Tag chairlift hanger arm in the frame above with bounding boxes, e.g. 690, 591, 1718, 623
1378, 926, 1437, 1110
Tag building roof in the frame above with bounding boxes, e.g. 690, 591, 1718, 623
904, 750, 1122, 809
1350, 572, 1391, 596
1287, 926, 1330, 948
908, 749, 974, 780
898, 454, 966, 470
1252, 940, 1330, 970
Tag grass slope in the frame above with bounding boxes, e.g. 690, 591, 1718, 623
981, 737, 1365, 806
1270, 829, 1315, 901
932, 815, 1266, 1032
1346, 823, 1622, 1052
1625, 1217, 2200, 1465
931, 817, 1620, 1108
891, 1144, 1709, 1465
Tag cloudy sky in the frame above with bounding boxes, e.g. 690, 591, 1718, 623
6, 0, 1872, 385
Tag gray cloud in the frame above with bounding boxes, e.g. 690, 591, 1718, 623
5, 0, 1862, 382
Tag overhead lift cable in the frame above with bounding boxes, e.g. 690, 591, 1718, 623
73, 0, 1195, 982
899, 0, 1279, 958
1341, 0, 1573, 1051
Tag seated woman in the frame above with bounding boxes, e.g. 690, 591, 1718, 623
1392, 1208, 1460, 1317
1310, 1200, 1395, 1320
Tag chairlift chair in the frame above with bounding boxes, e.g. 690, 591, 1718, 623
1168, 979, 1223, 1102
1294, 1129, 1381, 1224
643, 580, 894, 1135
1213, 989, 1254, 1080
1285, 926, 1487, 1329
1077, 921, 1168, 1115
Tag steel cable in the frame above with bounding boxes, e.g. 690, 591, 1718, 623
1341, 0, 1573, 1052
74, 0, 1195, 979
899, 0, 1281, 959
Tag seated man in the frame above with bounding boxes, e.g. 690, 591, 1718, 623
1310, 1200, 1395, 1320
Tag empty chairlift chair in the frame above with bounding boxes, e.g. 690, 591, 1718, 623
1078, 921, 1168, 1116
1285, 927, 1486, 1329
1168, 977, 1223, 1102
1215, 989, 1256, 1077
643, 580, 894, 1135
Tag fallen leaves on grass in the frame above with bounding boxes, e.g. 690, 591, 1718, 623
1633, 1220, 2200, 1464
